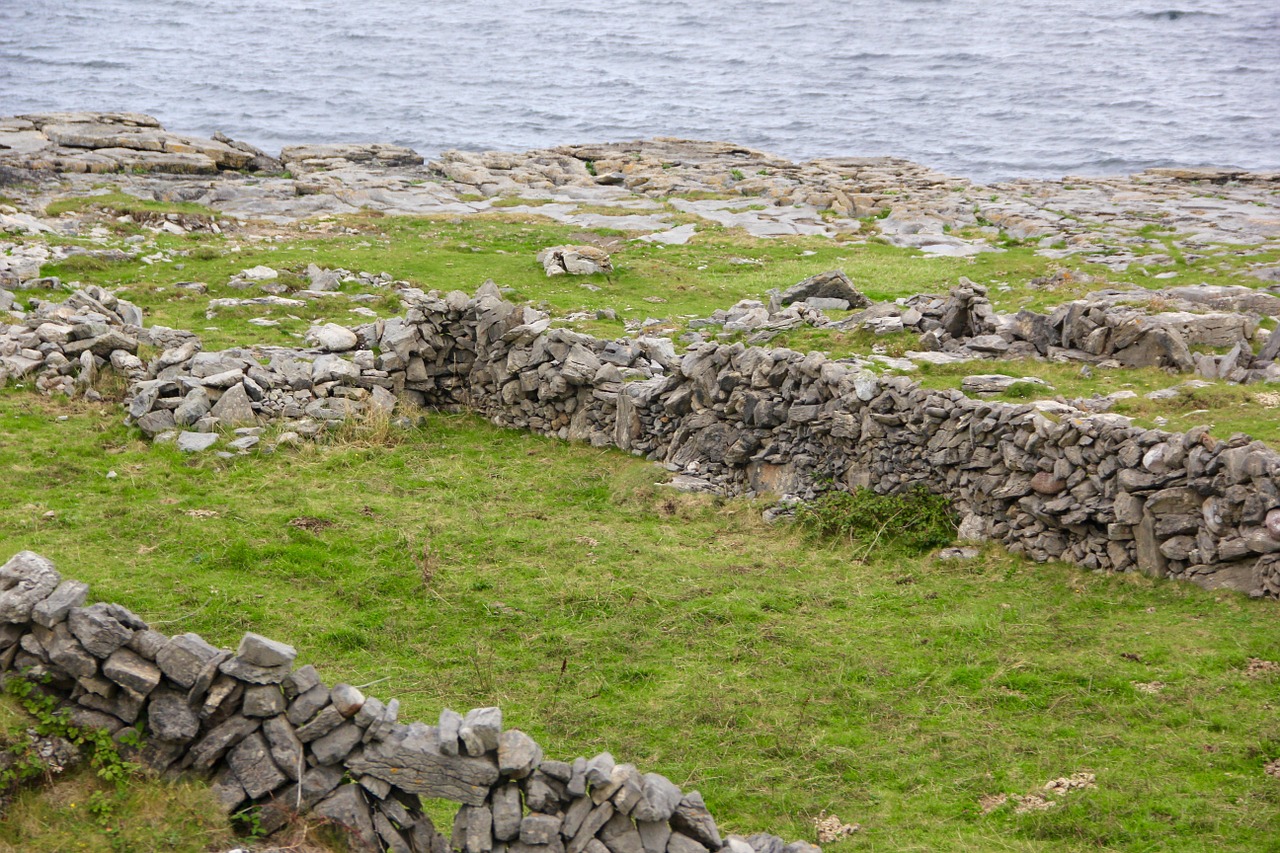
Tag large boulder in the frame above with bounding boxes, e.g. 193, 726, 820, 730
778, 270, 870, 309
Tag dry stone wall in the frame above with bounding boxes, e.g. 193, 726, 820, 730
370, 285, 1280, 598
7, 280, 1280, 598
0, 551, 816, 853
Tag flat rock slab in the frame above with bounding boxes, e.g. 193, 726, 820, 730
347, 722, 500, 805
176, 431, 219, 452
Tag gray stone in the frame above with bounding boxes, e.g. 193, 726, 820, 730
136, 409, 176, 437
219, 655, 292, 684
460, 706, 503, 755
355, 695, 385, 729
210, 766, 247, 814
46, 623, 97, 678
666, 833, 708, 853
257, 764, 346, 834
260, 715, 305, 782
176, 431, 219, 452
670, 792, 720, 850
331, 682, 365, 717
173, 387, 211, 426
499, 728, 543, 779
562, 795, 594, 839
67, 603, 134, 658
0, 550, 60, 623
311, 721, 362, 765
464, 803, 494, 853
347, 722, 500, 805
526, 772, 567, 813
227, 731, 288, 799
779, 270, 870, 308
31, 579, 88, 628
493, 781, 524, 840
288, 681, 330, 722
314, 784, 380, 851
521, 813, 563, 845
243, 684, 287, 717
307, 323, 359, 352
375, 811, 414, 853
632, 773, 681, 823
186, 714, 259, 772
147, 686, 200, 742
637, 821, 672, 853
746, 833, 785, 853
585, 753, 615, 787
102, 647, 161, 695
609, 765, 643, 815
541, 760, 573, 782
233, 631, 295, 667
439, 707, 463, 756
127, 628, 167, 660
296, 705, 345, 742
568, 803, 615, 853
156, 633, 222, 689
599, 811, 644, 853
283, 664, 321, 700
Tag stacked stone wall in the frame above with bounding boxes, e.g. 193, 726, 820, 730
8, 280, 1280, 597
0, 551, 808, 853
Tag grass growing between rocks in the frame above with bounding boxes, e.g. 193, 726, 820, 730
0, 692, 237, 853
1, 389, 1279, 851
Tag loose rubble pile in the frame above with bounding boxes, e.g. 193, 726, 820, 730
6, 276, 1280, 596
0, 551, 819, 853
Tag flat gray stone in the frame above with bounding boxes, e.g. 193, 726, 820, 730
156, 632, 222, 689
243, 684, 287, 717
236, 631, 297, 667
262, 714, 306, 781
227, 731, 288, 799
102, 647, 161, 695
186, 714, 259, 773
521, 813, 563, 846
176, 431, 218, 452
210, 382, 256, 426
31, 579, 88, 628
310, 720, 362, 765
493, 781, 523, 840
46, 622, 97, 678
347, 722, 500, 805
147, 686, 200, 742
460, 706, 502, 755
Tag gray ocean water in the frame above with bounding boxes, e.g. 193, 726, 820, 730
1, 0, 1277, 181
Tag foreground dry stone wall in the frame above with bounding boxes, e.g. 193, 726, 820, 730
6, 279, 1280, 597
0, 552, 814, 853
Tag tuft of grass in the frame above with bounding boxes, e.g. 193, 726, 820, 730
795, 486, 957, 560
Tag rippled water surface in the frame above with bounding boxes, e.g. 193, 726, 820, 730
1, 0, 1277, 180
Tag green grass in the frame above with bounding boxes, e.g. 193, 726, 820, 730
1, 390, 1278, 851
0, 693, 238, 853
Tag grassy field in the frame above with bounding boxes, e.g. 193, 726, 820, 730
2, 196, 1280, 850
0, 390, 1278, 852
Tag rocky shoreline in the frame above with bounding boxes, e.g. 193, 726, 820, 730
4, 111, 1279, 259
